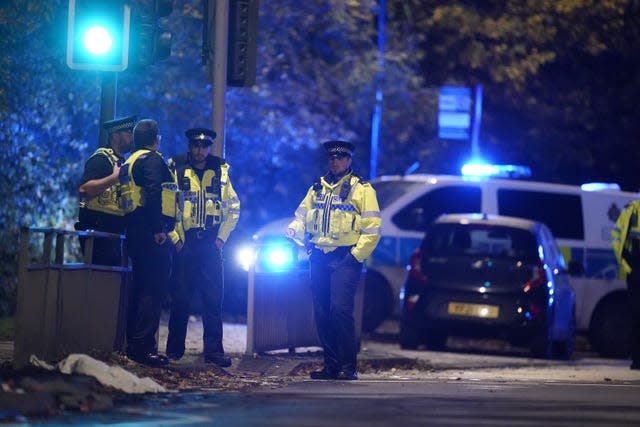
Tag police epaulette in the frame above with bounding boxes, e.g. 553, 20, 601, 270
352, 174, 367, 184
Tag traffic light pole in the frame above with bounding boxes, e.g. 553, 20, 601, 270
99, 72, 117, 147
211, 0, 230, 158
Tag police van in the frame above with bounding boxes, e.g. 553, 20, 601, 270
249, 166, 638, 357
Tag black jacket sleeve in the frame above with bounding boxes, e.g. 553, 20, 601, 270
134, 152, 169, 234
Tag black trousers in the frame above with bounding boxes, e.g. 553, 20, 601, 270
166, 232, 224, 358
125, 225, 172, 357
628, 271, 640, 364
309, 246, 363, 373
75, 222, 123, 266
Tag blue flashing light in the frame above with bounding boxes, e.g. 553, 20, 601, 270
461, 163, 531, 179
580, 182, 621, 192
258, 243, 296, 272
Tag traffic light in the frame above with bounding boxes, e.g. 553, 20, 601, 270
227, 0, 259, 87
129, 0, 173, 68
66, 0, 131, 72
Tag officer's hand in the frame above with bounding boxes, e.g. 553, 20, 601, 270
285, 228, 296, 238
111, 163, 121, 182
215, 238, 224, 250
175, 240, 184, 252
154, 232, 167, 245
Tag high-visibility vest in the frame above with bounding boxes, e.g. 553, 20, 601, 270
612, 199, 640, 279
288, 172, 382, 262
79, 148, 124, 216
119, 149, 179, 218
169, 154, 240, 243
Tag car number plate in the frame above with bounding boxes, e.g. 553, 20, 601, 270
447, 302, 499, 318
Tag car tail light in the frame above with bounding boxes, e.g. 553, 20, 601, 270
527, 303, 544, 320
522, 259, 545, 293
407, 248, 428, 284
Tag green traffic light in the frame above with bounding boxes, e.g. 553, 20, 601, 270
66, 0, 131, 72
83, 26, 113, 56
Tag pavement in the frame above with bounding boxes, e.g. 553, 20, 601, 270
3, 315, 640, 384
157, 315, 640, 384
2, 315, 640, 421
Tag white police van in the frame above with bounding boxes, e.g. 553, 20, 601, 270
249, 165, 638, 357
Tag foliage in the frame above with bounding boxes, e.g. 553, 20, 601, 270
393, 0, 640, 187
1, 0, 640, 317
0, 0, 92, 316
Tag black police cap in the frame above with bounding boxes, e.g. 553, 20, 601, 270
186, 128, 217, 146
323, 140, 355, 157
102, 115, 137, 133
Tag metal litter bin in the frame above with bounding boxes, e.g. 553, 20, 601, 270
246, 240, 364, 354
13, 227, 130, 369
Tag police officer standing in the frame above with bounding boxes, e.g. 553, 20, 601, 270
612, 200, 640, 370
119, 119, 179, 367
76, 115, 136, 265
165, 128, 240, 367
286, 140, 381, 380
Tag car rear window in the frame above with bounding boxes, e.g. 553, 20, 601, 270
422, 223, 539, 261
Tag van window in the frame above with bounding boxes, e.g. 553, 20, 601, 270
497, 189, 584, 240
372, 181, 425, 209
392, 186, 482, 231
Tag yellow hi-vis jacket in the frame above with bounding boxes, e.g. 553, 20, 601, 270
119, 149, 182, 242
611, 199, 640, 279
288, 172, 382, 262
168, 154, 240, 244
80, 148, 124, 216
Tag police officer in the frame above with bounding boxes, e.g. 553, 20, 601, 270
76, 115, 136, 265
286, 140, 382, 380
119, 119, 179, 367
611, 200, 640, 370
165, 128, 240, 367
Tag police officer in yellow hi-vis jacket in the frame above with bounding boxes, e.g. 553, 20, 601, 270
287, 140, 381, 380
76, 115, 136, 265
119, 118, 180, 367
611, 199, 640, 370
165, 128, 240, 367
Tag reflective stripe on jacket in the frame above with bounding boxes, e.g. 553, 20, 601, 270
288, 172, 382, 262
80, 148, 124, 216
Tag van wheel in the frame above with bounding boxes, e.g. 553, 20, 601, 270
362, 271, 393, 333
590, 295, 630, 358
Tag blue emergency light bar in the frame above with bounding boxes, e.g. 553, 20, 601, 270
461, 163, 532, 179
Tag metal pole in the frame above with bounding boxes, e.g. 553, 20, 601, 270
471, 84, 483, 159
369, 0, 385, 180
212, 0, 230, 158
99, 72, 117, 147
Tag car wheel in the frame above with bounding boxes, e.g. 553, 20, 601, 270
530, 323, 552, 359
362, 270, 393, 333
551, 307, 576, 360
424, 330, 447, 351
399, 317, 420, 350
589, 295, 631, 358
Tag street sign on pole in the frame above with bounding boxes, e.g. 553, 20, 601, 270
438, 86, 471, 140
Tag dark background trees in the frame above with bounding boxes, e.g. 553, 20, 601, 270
1, 0, 639, 316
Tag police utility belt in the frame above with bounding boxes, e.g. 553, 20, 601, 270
186, 227, 219, 240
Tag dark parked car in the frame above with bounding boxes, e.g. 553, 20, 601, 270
399, 213, 576, 359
